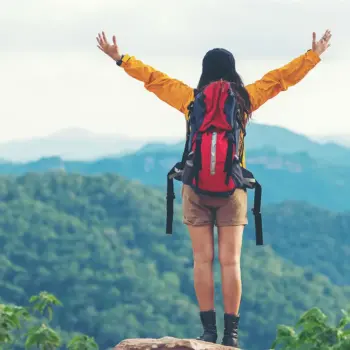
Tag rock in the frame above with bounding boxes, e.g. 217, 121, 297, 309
114, 336, 240, 350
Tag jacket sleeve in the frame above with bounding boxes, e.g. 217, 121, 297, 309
245, 50, 321, 112
119, 54, 194, 115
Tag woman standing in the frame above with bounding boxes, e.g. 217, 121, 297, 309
97, 29, 331, 347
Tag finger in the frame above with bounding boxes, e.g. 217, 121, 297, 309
96, 36, 102, 46
320, 32, 329, 44
99, 32, 107, 45
324, 29, 331, 40
312, 32, 316, 44
97, 45, 104, 52
102, 31, 109, 44
324, 33, 332, 44
112, 35, 117, 47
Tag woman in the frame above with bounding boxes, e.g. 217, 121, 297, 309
96, 30, 331, 347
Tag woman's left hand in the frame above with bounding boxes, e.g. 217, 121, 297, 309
312, 29, 332, 56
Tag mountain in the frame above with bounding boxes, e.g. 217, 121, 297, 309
244, 122, 350, 165
0, 128, 177, 162
0, 145, 349, 212
311, 133, 350, 148
0, 172, 350, 350
245, 200, 350, 286
1, 123, 350, 163
119, 122, 350, 166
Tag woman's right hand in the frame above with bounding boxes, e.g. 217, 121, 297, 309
96, 31, 122, 61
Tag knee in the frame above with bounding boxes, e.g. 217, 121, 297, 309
193, 250, 214, 265
219, 252, 241, 267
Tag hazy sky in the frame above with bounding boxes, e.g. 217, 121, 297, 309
1, 0, 349, 142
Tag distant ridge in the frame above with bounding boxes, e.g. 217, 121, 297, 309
0, 123, 348, 163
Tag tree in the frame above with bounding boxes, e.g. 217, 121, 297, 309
67, 336, 99, 350
271, 307, 350, 349
0, 304, 29, 347
0, 292, 98, 350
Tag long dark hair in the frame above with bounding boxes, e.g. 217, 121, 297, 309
197, 48, 252, 120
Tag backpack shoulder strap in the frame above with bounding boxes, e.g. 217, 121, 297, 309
181, 118, 190, 165
194, 88, 199, 96
165, 89, 197, 235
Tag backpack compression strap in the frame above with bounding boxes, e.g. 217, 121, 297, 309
193, 132, 202, 188
242, 167, 263, 245
252, 180, 263, 245
166, 169, 175, 234
224, 132, 234, 185
166, 117, 191, 235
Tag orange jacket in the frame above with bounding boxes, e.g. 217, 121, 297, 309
119, 50, 320, 167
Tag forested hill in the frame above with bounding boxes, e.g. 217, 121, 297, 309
0, 146, 350, 212
0, 173, 350, 350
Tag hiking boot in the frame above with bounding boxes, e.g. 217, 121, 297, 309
196, 310, 217, 343
221, 313, 240, 348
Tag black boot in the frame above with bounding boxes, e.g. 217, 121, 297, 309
221, 313, 240, 347
196, 310, 217, 343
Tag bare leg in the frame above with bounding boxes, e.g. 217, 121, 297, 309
188, 224, 215, 311
218, 225, 244, 315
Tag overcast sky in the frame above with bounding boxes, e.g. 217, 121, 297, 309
0, 0, 349, 142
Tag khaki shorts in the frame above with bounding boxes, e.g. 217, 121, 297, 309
182, 185, 248, 227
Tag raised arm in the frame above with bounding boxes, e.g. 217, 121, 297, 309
118, 55, 194, 114
96, 32, 194, 115
245, 30, 332, 112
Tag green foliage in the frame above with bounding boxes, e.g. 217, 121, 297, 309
272, 307, 350, 349
0, 173, 350, 350
0, 293, 97, 350
25, 324, 61, 350
67, 335, 98, 350
248, 201, 350, 286
24, 292, 63, 349
0, 304, 29, 345
30, 292, 62, 322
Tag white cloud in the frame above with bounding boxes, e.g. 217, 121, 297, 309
2, 0, 348, 57
0, 0, 349, 142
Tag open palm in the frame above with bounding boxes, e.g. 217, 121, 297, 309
96, 31, 122, 61
312, 29, 332, 56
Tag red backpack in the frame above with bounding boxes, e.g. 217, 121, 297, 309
166, 80, 263, 245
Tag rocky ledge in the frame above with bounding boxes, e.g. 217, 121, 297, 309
114, 336, 240, 350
